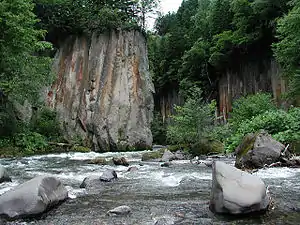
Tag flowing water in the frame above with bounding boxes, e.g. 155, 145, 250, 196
0, 151, 300, 225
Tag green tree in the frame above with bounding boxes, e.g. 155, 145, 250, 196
167, 86, 214, 144
0, 0, 52, 102
273, 0, 300, 97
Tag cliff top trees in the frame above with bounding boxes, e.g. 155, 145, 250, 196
34, 0, 160, 44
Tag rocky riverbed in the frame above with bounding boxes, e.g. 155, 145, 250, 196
0, 151, 300, 225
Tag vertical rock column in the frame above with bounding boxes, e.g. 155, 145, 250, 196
47, 30, 154, 151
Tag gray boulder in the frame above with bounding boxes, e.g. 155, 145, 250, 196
161, 150, 176, 162
235, 132, 285, 169
107, 205, 131, 216
174, 150, 185, 160
210, 161, 270, 215
100, 169, 117, 182
0, 176, 68, 219
0, 166, 11, 183
127, 166, 138, 172
80, 176, 101, 188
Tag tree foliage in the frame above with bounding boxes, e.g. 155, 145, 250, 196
0, 0, 52, 102
273, 0, 300, 96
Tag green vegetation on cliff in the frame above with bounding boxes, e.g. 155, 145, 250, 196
149, 0, 300, 155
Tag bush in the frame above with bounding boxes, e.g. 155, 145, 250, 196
225, 107, 300, 152
166, 87, 214, 144
229, 93, 276, 127
32, 108, 61, 140
14, 131, 48, 155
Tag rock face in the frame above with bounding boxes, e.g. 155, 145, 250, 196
0, 166, 11, 183
210, 161, 270, 215
0, 176, 68, 219
46, 30, 154, 152
235, 132, 285, 169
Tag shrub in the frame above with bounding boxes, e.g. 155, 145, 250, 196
14, 131, 48, 155
166, 87, 214, 144
225, 107, 300, 152
32, 107, 61, 140
229, 93, 276, 126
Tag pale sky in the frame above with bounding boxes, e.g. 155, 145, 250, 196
147, 0, 183, 30
160, 0, 182, 14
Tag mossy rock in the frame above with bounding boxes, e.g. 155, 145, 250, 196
235, 133, 257, 158
71, 145, 91, 153
141, 149, 165, 161
89, 157, 110, 165
190, 139, 224, 156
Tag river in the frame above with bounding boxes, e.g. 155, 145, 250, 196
0, 151, 299, 225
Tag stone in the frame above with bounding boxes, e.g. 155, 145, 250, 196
112, 157, 129, 167
100, 170, 117, 182
0, 176, 68, 219
161, 162, 171, 167
46, 30, 154, 152
235, 132, 285, 169
161, 150, 176, 162
174, 150, 185, 160
80, 176, 101, 188
154, 217, 175, 225
107, 205, 131, 216
127, 166, 138, 172
0, 166, 11, 183
210, 161, 270, 215
89, 157, 109, 165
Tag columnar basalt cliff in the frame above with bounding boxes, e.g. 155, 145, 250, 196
47, 30, 154, 151
218, 59, 287, 118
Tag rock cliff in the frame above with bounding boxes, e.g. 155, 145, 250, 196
46, 30, 154, 151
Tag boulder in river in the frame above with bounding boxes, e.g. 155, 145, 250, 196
0, 166, 11, 183
80, 176, 101, 188
0, 176, 68, 219
107, 205, 131, 216
161, 150, 176, 162
89, 157, 109, 165
235, 132, 285, 169
100, 169, 117, 182
210, 161, 270, 215
127, 166, 138, 172
112, 157, 129, 166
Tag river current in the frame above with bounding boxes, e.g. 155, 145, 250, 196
0, 151, 299, 225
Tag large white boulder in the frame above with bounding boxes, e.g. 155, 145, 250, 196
0, 176, 68, 219
209, 161, 270, 214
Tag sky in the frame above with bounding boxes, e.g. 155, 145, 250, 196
160, 0, 182, 14
147, 0, 182, 30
